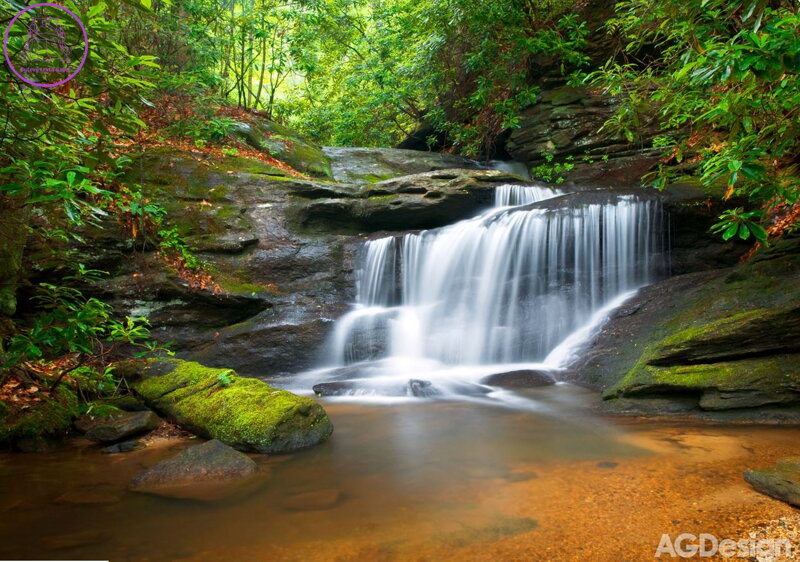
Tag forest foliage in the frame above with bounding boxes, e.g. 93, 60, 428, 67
0, 0, 798, 396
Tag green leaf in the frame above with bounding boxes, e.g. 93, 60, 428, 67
722, 223, 740, 240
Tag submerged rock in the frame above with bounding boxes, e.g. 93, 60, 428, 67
101, 439, 146, 454
481, 370, 556, 388
130, 358, 333, 453
281, 488, 342, 511
744, 457, 800, 507
83, 411, 161, 443
313, 381, 360, 396
56, 484, 122, 505
407, 379, 440, 397
129, 439, 260, 501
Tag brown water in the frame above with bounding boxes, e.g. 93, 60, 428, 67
1, 385, 798, 561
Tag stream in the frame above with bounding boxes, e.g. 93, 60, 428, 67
1, 388, 797, 561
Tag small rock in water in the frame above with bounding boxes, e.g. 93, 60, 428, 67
744, 457, 800, 507
281, 488, 342, 512
480, 370, 556, 388
313, 381, 359, 396
83, 411, 161, 443
407, 379, 440, 397
596, 461, 619, 469
129, 439, 261, 501
101, 439, 145, 454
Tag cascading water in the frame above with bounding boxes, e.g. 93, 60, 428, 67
311, 183, 665, 400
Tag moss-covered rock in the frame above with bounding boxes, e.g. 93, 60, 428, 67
131, 358, 333, 453
585, 238, 800, 412
0, 386, 79, 448
230, 120, 333, 180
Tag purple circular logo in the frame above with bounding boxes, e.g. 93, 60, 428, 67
3, 3, 88, 88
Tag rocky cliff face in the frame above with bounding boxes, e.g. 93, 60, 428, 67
504, 86, 662, 188
570, 237, 800, 419
73, 136, 538, 379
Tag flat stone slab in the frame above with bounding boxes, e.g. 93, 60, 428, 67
744, 457, 800, 507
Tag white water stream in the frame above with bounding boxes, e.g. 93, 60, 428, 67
298, 183, 665, 401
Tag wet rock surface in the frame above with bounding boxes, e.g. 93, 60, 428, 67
296, 169, 526, 232
570, 237, 800, 414
323, 146, 480, 184
129, 439, 260, 501
131, 359, 333, 453
81, 411, 161, 444
745, 457, 800, 507
481, 370, 557, 388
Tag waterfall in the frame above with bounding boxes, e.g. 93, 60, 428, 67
319, 183, 665, 397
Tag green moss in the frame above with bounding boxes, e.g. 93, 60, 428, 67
608, 355, 800, 397
214, 273, 280, 297
602, 244, 800, 402
132, 359, 332, 453
364, 194, 400, 202
210, 155, 288, 177
352, 173, 395, 183
657, 309, 768, 349
0, 386, 79, 445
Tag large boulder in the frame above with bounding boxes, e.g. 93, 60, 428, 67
130, 439, 260, 501
130, 359, 333, 453
322, 147, 481, 184
744, 457, 800, 507
571, 237, 800, 414
294, 169, 527, 232
481, 370, 557, 388
230, 119, 333, 179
